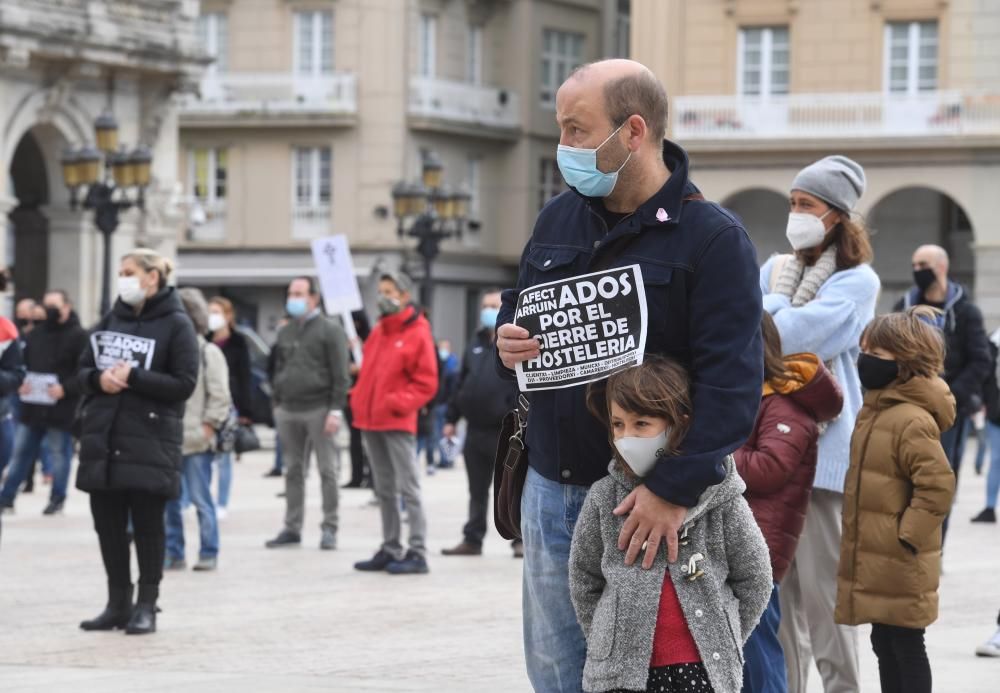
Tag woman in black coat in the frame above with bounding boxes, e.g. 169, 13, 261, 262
76, 249, 198, 635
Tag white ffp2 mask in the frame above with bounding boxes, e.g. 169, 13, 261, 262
613, 430, 669, 477
785, 211, 831, 250
117, 276, 146, 306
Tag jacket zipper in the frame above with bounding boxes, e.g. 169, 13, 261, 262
847, 392, 881, 620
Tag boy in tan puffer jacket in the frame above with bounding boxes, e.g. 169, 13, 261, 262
836, 306, 956, 693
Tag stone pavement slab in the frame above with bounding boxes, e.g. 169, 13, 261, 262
0, 445, 997, 692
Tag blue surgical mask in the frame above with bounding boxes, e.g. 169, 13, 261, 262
286, 297, 308, 318
480, 306, 500, 330
556, 123, 633, 198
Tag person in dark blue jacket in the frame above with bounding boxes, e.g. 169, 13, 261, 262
495, 59, 763, 692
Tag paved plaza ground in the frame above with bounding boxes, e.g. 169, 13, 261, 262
1, 440, 998, 692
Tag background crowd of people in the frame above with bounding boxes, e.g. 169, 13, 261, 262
0, 56, 998, 693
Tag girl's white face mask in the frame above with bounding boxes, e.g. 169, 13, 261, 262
613, 430, 669, 478
785, 210, 831, 250
117, 276, 146, 306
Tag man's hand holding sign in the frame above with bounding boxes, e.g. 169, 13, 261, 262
499, 263, 685, 566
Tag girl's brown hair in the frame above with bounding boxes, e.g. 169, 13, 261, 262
860, 305, 945, 381
760, 311, 805, 389
209, 295, 236, 327
586, 355, 693, 454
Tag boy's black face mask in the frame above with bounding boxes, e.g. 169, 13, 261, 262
857, 353, 899, 391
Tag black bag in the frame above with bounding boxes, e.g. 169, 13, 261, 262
233, 424, 261, 454
493, 393, 529, 540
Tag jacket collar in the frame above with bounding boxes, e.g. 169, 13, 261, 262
380, 304, 419, 333
606, 454, 745, 526
576, 139, 700, 231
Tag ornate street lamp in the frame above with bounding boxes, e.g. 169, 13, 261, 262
390, 151, 475, 309
60, 115, 153, 316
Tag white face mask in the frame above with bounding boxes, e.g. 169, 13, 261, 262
613, 430, 669, 478
117, 276, 147, 306
785, 210, 832, 251
208, 313, 227, 332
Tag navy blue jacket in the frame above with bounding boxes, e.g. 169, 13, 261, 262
496, 141, 763, 507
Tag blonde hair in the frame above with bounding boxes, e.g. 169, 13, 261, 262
861, 306, 946, 381
121, 248, 174, 289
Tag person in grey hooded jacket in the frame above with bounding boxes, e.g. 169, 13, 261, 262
570, 357, 772, 692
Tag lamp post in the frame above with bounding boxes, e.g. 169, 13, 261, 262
390, 151, 472, 311
60, 111, 153, 316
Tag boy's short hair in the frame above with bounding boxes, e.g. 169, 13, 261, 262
861, 306, 946, 381
586, 355, 693, 454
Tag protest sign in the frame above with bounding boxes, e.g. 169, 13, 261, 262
90, 331, 156, 371
514, 264, 647, 392
310, 235, 364, 365
21, 372, 59, 406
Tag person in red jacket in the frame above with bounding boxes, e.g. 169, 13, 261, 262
735, 311, 843, 693
350, 271, 439, 575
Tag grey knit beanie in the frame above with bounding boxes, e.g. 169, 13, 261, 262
791, 155, 866, 212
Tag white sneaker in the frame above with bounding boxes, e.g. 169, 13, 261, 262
975, 627, 1000, 657
216, 507, 228, 521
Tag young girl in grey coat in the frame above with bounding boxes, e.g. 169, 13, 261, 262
570, 356, 773, 693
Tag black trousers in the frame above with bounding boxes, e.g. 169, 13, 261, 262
870, 623, 931, 693
89, 490, 167, 602
462, 427, 500, 546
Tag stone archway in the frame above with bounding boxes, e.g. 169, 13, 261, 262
868, 186, 976, 312
721, 188, 789, 264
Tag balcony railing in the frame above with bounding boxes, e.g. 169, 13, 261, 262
181, 72, 357, 118
673, 91, 1000, 140
291, 204, 331, 240
409, 77, 520, 130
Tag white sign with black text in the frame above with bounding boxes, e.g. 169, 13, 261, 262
514, 264, 648, 392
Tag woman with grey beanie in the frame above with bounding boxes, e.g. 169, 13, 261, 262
758, 155, 881, 693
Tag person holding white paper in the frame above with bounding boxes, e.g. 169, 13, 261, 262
0, 290, 86, 516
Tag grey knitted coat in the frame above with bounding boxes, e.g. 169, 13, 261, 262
569, 456, 772, 693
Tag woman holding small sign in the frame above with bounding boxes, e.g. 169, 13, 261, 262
75, 249, 199, 636
758, 156, 880, 692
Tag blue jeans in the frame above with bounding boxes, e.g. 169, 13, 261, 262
941, 415, 970, 542
0, 425, 73, 504
743, 584, 788, 693
521, 465, 589, 693
165, 451, 219, 560
210, 451, 233, 509
273, 435, 283, 473
986, 421, 1000, 509
0, 414, 14, 477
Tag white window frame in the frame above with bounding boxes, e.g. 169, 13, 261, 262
291, 146, 332, 240
467, 25, 483, 85
883, 20, 938, 95
538, 157, 565, 210
615, 0, 630, 58
736, 26, 789, 97
540, 29, 584, 108
419, 13, 437, 78
187, 148, 227, 241
198, 13, 228, 74
293, 10, 334, 77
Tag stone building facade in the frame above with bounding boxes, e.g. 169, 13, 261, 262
0, 0, 204, 322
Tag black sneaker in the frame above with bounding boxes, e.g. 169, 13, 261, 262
972, 508, 997, 523
386, 550, 430, 575
263, 469, 282, 478
42, 499, 64, 515
354, 549, 395, 572
264, 530, 301, 548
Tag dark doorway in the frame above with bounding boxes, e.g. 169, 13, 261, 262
8, 132, 50, 302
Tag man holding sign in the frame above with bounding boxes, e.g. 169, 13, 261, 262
496, 59, 764, 692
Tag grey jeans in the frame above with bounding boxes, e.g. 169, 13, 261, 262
362, 430, 426, 559
275, 407, 340, 535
